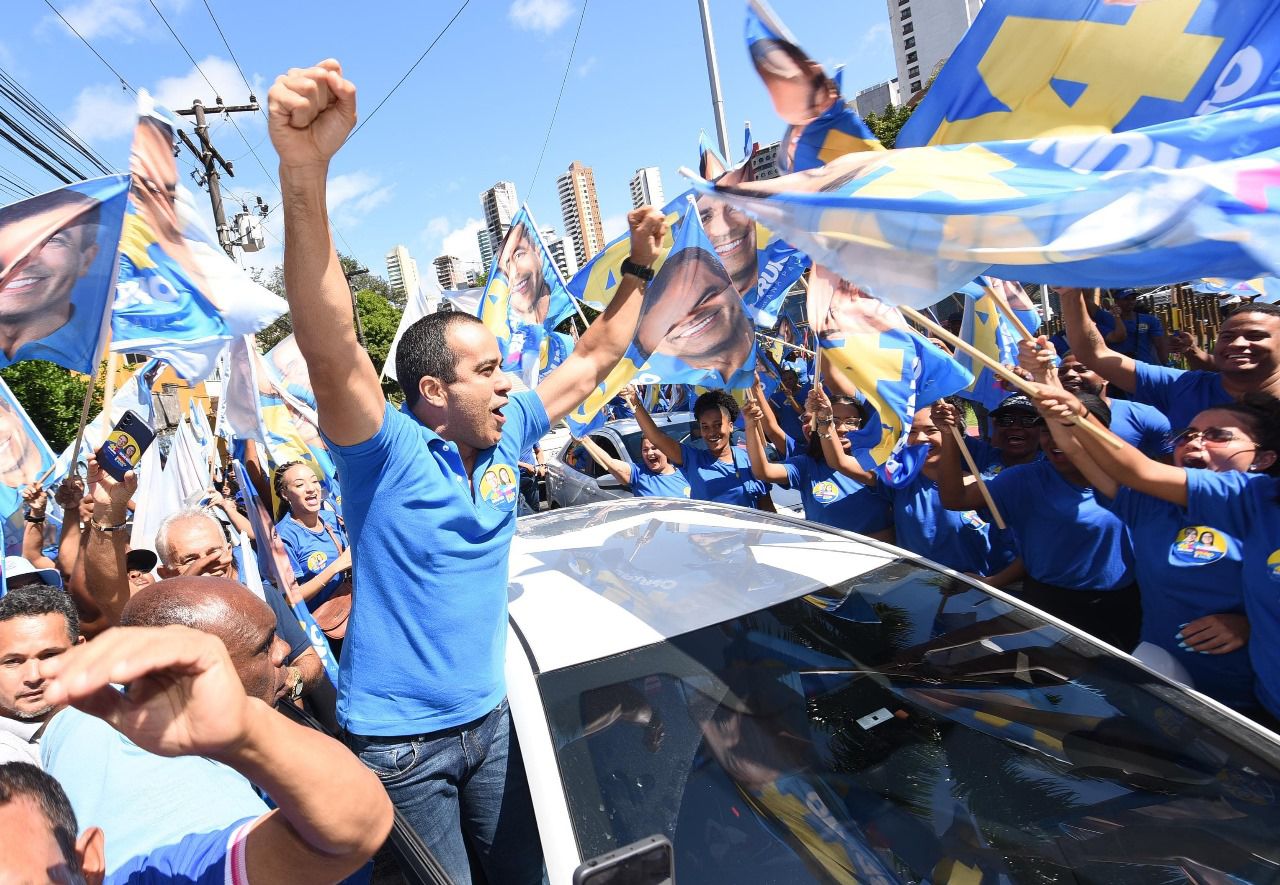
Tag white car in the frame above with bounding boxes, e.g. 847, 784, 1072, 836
504, 499, 1280, 884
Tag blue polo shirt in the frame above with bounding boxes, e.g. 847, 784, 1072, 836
326, 395, 549, 735
277, 510, 347, 611
780, 454, 891, 534
1118, 312, 1165, 365
628, 463, 690, 498
886, 470, 995, 575
107, 818, 255, 884
678, 442, 769, 508
962, 438, 1034, 572
1133, 363, 1230, 431
1185, 469, 1280, 717
985, 460, 1134, 591
769, 385, 810, 444
1102, 486, 1254, 710
1108, 399, 1172, 457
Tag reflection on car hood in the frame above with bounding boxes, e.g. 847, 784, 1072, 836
509, 500, 894, 672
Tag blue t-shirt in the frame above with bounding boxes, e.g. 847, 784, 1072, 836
277, 510, 347, 611
985, 460, 1134, 591
1107, 398, 1172, 458
628, 463, 690, 498
886, 472, 995, 575
1116, 312, 1164, 365
1102, 486, 1254, 709
1133, 363, 1230, 431
43, 709, 268, 874
962, 438, 1032, 573
678, 442, 769, 508
769, 385, 811, 445
325, 395, 549, 736
107, 818, 255, 885
781, 455, 891, 534
1185, 469, 1280, 717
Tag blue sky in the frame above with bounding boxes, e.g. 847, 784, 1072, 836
2, 0, 896, 281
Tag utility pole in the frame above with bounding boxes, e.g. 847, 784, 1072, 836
174, 97, 259, 258
697, 0, 732, 164
343, 264, 368, 347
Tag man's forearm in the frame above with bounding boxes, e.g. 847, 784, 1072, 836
84, 502, 130, 626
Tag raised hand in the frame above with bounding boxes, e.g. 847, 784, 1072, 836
741, 400, 765, 425
1030, 382, 1085, 425
86, 454, 136, 511
54, 474, 85, 511
1017, 334, 1058, 385
21, 482, 46, 516
931, 398, 960, 431
267, 60, 357, 173
622, 385, 641, 411
805, 386, 832, 422
627, 206, 667, 268
38, 626, 253, 760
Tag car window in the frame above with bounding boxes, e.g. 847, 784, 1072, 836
537, 559, 1280, 883
561, 442, 600, 479
624, 421, 695, 464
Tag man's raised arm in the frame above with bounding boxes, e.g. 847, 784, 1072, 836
1060, 287, 1138, 394
537, 207, 666, 425
268, 60, 385, 447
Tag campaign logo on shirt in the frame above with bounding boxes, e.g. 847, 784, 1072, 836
960, 511, 986, 530
1268, 549, 1280, 583
306, 550, 328, 572
1169, 525, 1228, 566
811, 480, 840, 504
478, 463, 518, 510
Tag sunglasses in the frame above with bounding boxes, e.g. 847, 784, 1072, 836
1165, 426, 1248, 448
993, 414, 1043, 428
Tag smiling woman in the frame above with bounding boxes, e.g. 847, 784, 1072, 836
273, 461, 351, 615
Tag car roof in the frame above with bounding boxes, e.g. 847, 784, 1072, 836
508, 499, 895, 673
578, 412, 695, 440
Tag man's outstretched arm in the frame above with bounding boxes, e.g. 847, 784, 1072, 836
269, 60, 385, 447
537, 207, 665, 425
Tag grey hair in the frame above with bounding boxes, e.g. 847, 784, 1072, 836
153, 507, 223, 567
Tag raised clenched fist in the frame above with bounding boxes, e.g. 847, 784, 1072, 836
268, 60, 357, 173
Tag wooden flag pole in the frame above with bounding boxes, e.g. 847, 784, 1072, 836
756, 347, 804, 414
755, 331, 817, 357
949, 424, 1006, 530
991, 293, 1036, 343
899, 305, 1122, 450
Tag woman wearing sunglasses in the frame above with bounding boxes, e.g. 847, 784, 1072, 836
1031, 366, 1279, 720
741, 385, 892, 539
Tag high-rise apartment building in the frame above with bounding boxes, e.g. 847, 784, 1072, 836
479, 181, 518, 252
556, 161, 605, 267
885, 0, 984, 98
433, 254, 468, 290
541, 226, 578, 280
629, 167, 665, 210
476, 228, 494, 270
750, 142, 781, 181
854, 78, 901, 118
385, 244, 421, 301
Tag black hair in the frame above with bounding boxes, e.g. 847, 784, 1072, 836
694, 390, 740, 424
0, 187, 102, 231
395, 312, 486, 409
633, 246, 734, 361
806, 395, 868, 460
271, 459, 307, 521
0, 584, 78, 644
1211, 393, 1280, 477
1075, 392, 1112, 429
1225, 301, 1280, 322
0, 762, 79, 864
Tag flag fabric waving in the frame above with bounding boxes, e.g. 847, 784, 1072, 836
0, 376, 57, 554
0, 176, 129, 374
113, 91, 287, 380
476, 205, 576, 388
383, 279, 441, 383
955, 277, 1042, 412
808, 265, 973, 474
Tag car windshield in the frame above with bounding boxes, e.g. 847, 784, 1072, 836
538, 559, 1280, 883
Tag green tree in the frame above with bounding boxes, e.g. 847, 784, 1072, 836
353, 288, 405, 400
1, 360, 106, 451
865, 102, 916, 149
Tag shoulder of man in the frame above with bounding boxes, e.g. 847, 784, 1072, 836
107, 817, 257, 885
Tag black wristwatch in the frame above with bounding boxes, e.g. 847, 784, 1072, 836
620, 256, 655, 282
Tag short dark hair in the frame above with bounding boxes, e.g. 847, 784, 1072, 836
1214, 393, 1280, 477
634, 247, 732, 361
395, 312, 486, 409
694, 389, 739, 423
0, 585, 78, 644
0, 187, 102, 232
1225, 301, 1280, 322
806, 394, 867, 460
1075, 392, 1112, 429
0, 762, 79, 864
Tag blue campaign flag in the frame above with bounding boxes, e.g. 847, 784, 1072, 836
808, 265, 973, 471
476, 205, 576, 386
954, 277, 1039, 412
565, 199, 760, 435
0, 175, 129, 374
232, 460, 338, 683
745, 0, 884, 175
0, 375, 57, 554
898, 0, 1280, 149
114, 93, 286, 380
1195, 276, 1280, 302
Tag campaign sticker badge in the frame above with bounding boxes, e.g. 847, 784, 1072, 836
478, 463, 518, 510
306, 550, 328, 572
1268, 549, 1280, 583
811, 480, 840, 504
1169, 525, 1228, 566
101, 431, 140, 475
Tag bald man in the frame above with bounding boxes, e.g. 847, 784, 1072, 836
39, 576, 290, 873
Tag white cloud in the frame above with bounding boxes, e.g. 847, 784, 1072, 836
421, 217, 485, 266
858, 21, 889, 51
151, 56, 262, 113
66, 82, 138, 141
327, 171, 394, 225
508, 0, 573, 33
602, 213, 627, 241
45, 0, 188, 43
423, 216, 452, 240
576, 56, 597, 78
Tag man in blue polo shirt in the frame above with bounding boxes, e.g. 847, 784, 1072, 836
1061, 287, 1280, 429
1112, 289, 1168, 366
269, 60, 666, 883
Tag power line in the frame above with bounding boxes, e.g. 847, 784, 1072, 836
198, 0, 254, 97
40, 0, 136, 93
146, 0, 218, 95
347, 0, 473, 141
524, 0, 590, 199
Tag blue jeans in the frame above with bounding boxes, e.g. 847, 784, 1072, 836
348, 699, 544, 884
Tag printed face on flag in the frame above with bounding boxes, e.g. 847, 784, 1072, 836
497, 219, 551, 327
0, 387, 48, 491
810, 266, 902, 340
695, 194, 757, 301
746, 26, 836, 127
